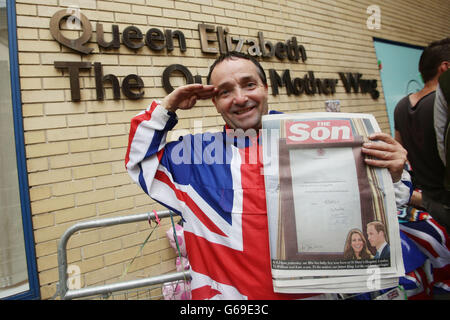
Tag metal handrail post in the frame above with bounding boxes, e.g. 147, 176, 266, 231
57, 210, 190, 299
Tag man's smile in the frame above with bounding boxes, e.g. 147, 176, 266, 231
234, 105, 256, 115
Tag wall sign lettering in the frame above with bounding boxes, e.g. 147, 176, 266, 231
49, 9, 379, 102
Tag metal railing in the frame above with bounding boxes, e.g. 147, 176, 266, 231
57, 210, 191, 300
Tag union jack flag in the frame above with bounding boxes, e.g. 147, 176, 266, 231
400, 217, 450, 298
126, 101, 312, 299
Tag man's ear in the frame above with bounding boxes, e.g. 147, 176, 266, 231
439, 61, 450, 74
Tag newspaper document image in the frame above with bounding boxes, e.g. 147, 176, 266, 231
261, 113, 404, 293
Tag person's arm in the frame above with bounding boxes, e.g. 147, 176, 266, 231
434, 84, 447, 165
125, 84, 216, 211
394, 129, 403, 145
361, 132, 412, 208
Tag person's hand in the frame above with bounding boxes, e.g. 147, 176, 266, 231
361, 132, 407, 183
161, 84, 217, 113
409, 190, 423, 209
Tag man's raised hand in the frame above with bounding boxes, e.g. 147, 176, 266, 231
161, 84, 217, 113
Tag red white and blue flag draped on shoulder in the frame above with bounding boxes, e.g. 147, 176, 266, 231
126, 101, 308, 299
397, 205, 450, 299
125, 100, 448, 299
395, 161, 450, 299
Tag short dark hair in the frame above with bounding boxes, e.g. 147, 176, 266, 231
419, 37, 450, 83
206, 52, 267, 86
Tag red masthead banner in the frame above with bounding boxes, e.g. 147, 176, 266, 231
286, 120, 354, 144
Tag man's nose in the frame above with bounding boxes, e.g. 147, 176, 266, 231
233, 88, 248, 105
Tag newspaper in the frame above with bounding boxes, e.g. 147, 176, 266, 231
261, 112, 405, 293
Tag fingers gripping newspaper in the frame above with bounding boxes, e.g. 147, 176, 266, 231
262, 113, 404, 293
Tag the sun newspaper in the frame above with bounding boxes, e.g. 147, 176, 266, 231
261, 112, 404, 293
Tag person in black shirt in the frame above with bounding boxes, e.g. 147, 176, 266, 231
394, 37, 450, 231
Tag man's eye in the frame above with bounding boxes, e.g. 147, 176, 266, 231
219, 90, 229, 96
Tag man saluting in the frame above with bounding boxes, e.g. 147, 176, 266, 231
125, 52, 411, 299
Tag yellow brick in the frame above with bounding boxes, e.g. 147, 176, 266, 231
83, 238, 122, 259
16, 3, 38, 15
16, 15, 49, 28
48, 150, 90, 169
45, 101, 86, 115
41, 77, 70, 90
66, 228, 100, 250
18, 52, 40, 64
20, 65, 60, 78
127, 252, 161, 274
76, 187, 115, 206
38, 268, 58, 286
47, 127, 89, 142
100, 222, 138, 241
69, 137, 109, 153
35, 240, 57, 257
190, 12, 215, 24
27, 157, 49, 172
97, 197, 134, 215
121, 230, 151, 249
24, 130, 46, 144
160, 247, 177, 262
55, 204, 97, 224
86, 99, 123, 113
88, 124, 126, 138
29, 185, 52, 201
17, 27, 38, 40
31, 194, 75, 215
67, 113, 106, 127
34, 222, 72, 243
131, 4, 162, 16
17, 0, 57, 5
72, 163, 112, 180
104, 246, 137, 266
52, 179, 94, 196
32, 212, 54, 229
84, 264, 123, 287
20, 78, 42, 90
77, 256, 105, 274
67, 247, 82, 265
118, 54, 151, 66
36, 253, 58, 272
135, 193, 154, 207
141, 238, 169, 256
28, 168, 72, 186
114, 12, 147, 24
109, 135, 128, 149
23, 115, 66, 131
26, 141, 69, 158
162, 8, 190, 19
115, 183, 141, 199
94, 172, 131, 190
91, 148, 127, 164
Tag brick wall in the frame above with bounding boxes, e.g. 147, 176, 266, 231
15, 0, 450, 299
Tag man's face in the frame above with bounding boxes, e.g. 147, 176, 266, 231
367, 225, 383, 249
210, 58, 269, 131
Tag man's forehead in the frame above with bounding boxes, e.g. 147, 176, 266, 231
210, 58, 259, 84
